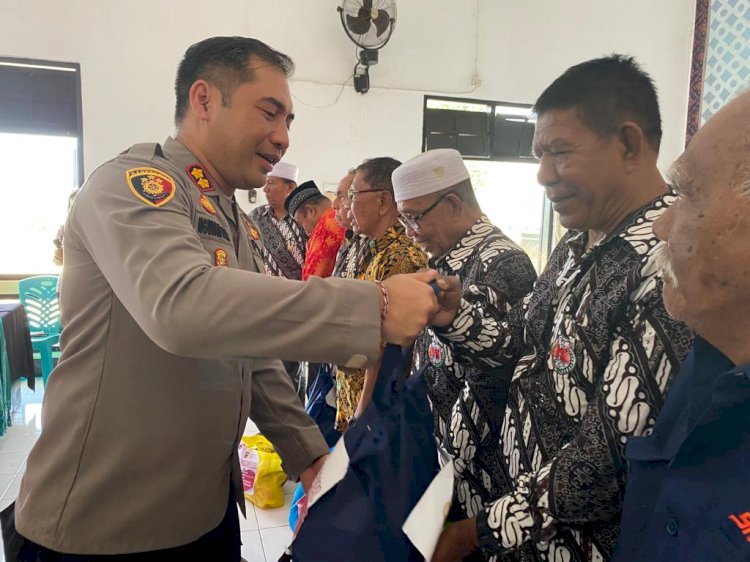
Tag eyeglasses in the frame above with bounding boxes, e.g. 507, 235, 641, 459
347, 187, 388, 201
397, 192, 454, 230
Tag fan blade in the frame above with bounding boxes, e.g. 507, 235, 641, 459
346, 13, 373, 35
372, 10, 390, 37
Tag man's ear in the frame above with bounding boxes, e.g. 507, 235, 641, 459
618, 121, 647, 166
188, 80, 213, 122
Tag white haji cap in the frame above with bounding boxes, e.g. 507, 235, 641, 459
391, 149, 470, 203
267, 161, 299, 183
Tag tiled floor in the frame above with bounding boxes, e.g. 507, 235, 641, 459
0, 381, 294, 562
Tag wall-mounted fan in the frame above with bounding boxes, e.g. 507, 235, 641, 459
337, 0, 397, 94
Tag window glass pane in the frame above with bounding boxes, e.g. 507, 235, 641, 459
0, 132, 77, 274
465, 160, 547, 272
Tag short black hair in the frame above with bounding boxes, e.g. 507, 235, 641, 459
355, 157, 402, 194
534, 54, 662, 152
299, 193, 329, 211
174, 36, 294, 126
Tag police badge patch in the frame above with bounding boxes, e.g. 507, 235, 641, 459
214, 248, 229, 267
126, 168, 176, 207
186, 163, 215, 192
551, 335, 576, 375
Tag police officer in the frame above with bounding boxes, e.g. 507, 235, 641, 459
12, 37, 438, 560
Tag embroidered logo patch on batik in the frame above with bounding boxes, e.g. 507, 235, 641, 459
551, 335, 576, 375
186, 163, 215, 192
126, 168, 176, 207
214, 248, 229, 267
428, 339, 445, 367
199, 194, 217, 215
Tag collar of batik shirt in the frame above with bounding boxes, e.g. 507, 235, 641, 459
430, 214, 496, 275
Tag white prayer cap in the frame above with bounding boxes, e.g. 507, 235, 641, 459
268, 161, 299, 183
391, 149, 470, 203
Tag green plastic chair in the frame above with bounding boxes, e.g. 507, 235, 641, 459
19, 275, 61, 386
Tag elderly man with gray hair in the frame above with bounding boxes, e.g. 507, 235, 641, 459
392, 149, 537, 523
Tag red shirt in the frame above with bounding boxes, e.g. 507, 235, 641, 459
302, 208, 346, 280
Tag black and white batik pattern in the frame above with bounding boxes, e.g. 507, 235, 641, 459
436, 193, 694, 561
416, 216, 537, 519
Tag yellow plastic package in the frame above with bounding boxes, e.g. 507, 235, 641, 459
239, 434, 287, 509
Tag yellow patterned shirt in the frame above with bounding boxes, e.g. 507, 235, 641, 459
334, 224, 428, 431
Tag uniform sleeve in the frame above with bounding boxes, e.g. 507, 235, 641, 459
249, 358, 329, 479
475, 274, 692, 556
69, 159, 381, 369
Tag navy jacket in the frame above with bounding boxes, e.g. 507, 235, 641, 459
614, 338, 750, 561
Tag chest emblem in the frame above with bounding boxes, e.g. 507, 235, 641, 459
214, 248, 229, 267
126, 168, 175, 207
428, 339, 445, 367
551, 336, 576, 375
186, 163, 215, 192
199, 194, 217, 215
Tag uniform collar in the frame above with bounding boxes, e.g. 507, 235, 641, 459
431, 215, 495, 274
161, 137, 235, 209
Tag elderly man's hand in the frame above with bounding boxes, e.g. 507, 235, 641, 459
431, 517, 480, 562
381, 271, 440, 346
299, 453, 329, 495
429, 275, 462, 328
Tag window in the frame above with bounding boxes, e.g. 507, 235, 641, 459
423, 96, 561, 272
0, 58, 83, 277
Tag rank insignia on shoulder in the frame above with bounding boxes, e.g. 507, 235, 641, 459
250, 228, 260, 241
186, 163, 215, 192
214, 248, 229, 267
551, 335, 576, 375
199, 194, 217, 215
126, 168, 176, 207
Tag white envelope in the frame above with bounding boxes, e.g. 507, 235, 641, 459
403, 460, 455, 561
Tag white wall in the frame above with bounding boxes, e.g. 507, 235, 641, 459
0, 0, 695, 210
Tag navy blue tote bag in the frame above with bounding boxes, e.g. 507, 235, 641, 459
290, 343, 439, 562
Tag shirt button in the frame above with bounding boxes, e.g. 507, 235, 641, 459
666, 518, 679, 536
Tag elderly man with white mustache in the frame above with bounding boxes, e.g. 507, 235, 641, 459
613, 91, 750, 561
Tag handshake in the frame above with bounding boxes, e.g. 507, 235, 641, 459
379, 270, 462, 347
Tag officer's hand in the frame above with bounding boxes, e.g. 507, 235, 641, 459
430, 275, 462, 328
299, 453, 329, 495
431, 517, 480, 562
381, 271, 440, 346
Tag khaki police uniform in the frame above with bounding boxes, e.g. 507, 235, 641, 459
15, 137, 381, 554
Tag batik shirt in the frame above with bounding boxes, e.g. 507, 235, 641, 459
250, 205, 307, 280
335, 224, 428, 431
332, 232, 371, 280
302, 208, 346, 280
414, 216, 537, 519
435, 192, 694, 561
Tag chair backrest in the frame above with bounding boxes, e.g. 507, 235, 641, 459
19, 275, 61, 336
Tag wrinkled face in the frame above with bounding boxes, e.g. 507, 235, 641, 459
397, 191, 457, 257
533, 108, 627, 233
652, 99, 750, 330
203, 59, 294, 191
332, 173, 354, 228
350, 170, 386, 238
263, 176, 294, 210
